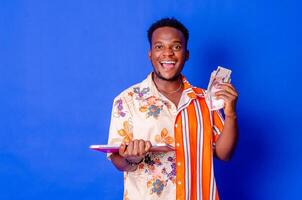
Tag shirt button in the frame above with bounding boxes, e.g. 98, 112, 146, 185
176, 143, 180, 147
177, 180, 182, 185
177, 162, 181, 166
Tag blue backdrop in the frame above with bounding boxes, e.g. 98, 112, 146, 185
1, 0, 301, 199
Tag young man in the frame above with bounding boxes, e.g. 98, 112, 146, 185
107, 18, 238, 200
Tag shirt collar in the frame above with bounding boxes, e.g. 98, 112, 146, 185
142, 73, 205, 100
182, 75, 205, 99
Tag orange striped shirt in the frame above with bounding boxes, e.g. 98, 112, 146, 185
175, 77, 224, 200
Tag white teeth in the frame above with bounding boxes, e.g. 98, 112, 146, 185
160, 61, 176, 64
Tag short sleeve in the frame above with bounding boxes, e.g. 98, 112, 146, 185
212, 109, 225, 144
107, 95, 133, 158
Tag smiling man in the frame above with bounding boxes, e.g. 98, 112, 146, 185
107, 18, 238, 200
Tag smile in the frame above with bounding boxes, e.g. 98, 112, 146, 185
160, 60, 176, 64
160, 60, 176, 69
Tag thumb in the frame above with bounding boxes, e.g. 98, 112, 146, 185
119, 143, 127, 156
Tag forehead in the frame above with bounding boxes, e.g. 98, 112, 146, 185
151, 26, 185, 43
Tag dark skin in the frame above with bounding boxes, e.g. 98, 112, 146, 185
110, 27, 238, 172
148, 27, 189, 106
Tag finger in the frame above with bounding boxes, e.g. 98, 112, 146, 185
219, 83, 237, 93
216, 94, 237, 115
145, 141, 152, 152
215, 94, 232, 102
219, 82, 235, 88
126, 141, 133, 156
215, 90, 237, 100
138, 140, 145, 156
217, 85, 237, 96
132, 140, 139, 156
119, 143, 127, 157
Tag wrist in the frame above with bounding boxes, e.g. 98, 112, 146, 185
225, 114, 237, 119
125, 157, 144, 166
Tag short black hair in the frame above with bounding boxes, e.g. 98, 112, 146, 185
147, 17, 189, 49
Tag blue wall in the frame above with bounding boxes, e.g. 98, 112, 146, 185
1, 0, 301, 199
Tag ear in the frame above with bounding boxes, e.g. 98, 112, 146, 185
148, 50, 152, 60
185, 50, 190, 61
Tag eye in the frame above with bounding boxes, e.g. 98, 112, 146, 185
173, 44, 182, 51
154, 44, 163, 50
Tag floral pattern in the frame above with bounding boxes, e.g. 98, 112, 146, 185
133, 87, 150, 100
155, 128, 174, 145
127, 86, 171, 119
108, 74, 182, 200
137, 152, 176, 197
139, 95, 171, 119
117, 121, 133, 143
164, 157, 176, 184
148, 177, 166, 196
113, 98, 126, 118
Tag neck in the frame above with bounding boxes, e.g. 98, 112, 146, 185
152, 73, 183, 94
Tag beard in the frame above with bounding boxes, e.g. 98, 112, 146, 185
152, 65, 182, 82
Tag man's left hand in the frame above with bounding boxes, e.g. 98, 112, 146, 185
215, 83, 238, 118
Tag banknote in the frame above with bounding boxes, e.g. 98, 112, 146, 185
206, 66, 232, 111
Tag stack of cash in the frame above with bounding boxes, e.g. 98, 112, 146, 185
206, 66, 232, 111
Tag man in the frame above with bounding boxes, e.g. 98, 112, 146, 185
107, 18, 238, 200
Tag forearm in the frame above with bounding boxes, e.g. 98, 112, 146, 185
110, 153, 138, 172
215, 115, 238, 161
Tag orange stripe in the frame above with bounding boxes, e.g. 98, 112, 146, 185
175, 114, 186, 200
213, 111, 224, 132
199, 98, 213, 200
187, 103, 198, 200
213, 134, 220, 144
215, 187, 220, 200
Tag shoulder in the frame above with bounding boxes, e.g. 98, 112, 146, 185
190, 85, 206, 98
182, 76, 206, 98
192, 87, 206, 94
113, 77, 149, 103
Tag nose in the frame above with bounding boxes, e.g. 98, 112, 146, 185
163, 47, 174, 56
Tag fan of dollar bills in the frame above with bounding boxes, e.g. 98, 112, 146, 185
206, 66, 232, 111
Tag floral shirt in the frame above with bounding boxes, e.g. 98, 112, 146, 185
107, 73, 224, 200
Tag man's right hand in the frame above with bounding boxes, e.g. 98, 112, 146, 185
119, 139, 152, 164
110, 139, 152, 171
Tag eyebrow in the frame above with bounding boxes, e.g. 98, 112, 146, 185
153, 40, 183, 44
